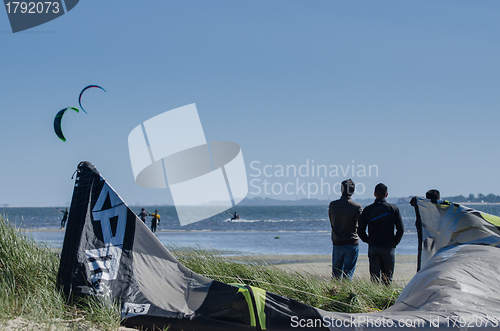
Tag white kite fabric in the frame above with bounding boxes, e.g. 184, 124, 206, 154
128, 104, 248, 225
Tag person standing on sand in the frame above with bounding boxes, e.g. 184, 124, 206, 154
151, 210, 160, 233
358, 183, 404, 284
328, 179, 362, 280
60, 208, 69, 229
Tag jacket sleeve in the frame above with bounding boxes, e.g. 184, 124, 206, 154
328, 203, 333, 223
394, 206, 404, 247
357, 208, 369, 243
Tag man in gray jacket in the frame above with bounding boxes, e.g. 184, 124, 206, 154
328, 179, 362, 280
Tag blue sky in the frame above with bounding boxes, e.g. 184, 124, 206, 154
1, 1, 500, 206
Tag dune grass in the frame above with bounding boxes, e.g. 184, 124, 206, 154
0, 216, 403, 329
172, 246, 403, 313
0, 217, 120, 330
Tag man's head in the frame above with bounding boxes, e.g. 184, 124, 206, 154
341, 179, 355, 196
374, 183, 388, 199
426, 189, 440, 200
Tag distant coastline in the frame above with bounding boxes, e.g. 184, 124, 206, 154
453, 202, 500, 206
4, 197, 500, 208
236, 197, 500, 207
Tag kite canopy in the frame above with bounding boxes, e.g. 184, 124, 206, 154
78, 85, 106, 114
57, 162, 327, 331
58, 164, 500, 330
53, 107, 79, 142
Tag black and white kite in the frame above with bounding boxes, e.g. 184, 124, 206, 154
58, 162, 500, 330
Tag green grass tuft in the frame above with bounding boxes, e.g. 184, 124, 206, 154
0, 216, 65, 322
0, 216, 121, 330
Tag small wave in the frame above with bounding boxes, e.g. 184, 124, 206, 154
226, 219, 260, 223
263, 219, 295, 223
226, 219, 295, 223
227, 219, 327, 223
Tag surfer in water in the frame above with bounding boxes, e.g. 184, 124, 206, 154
151, 210, 160, 233
230, 211, 240, 221
139, 208, 148, 223
59, 208, 69, 229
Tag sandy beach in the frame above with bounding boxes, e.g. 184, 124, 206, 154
229, 254, 417, 285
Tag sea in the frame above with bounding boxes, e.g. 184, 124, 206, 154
3, 203, 500, 256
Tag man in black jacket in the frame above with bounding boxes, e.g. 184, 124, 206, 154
358, 183, 404, 284
328, 179, 362, 280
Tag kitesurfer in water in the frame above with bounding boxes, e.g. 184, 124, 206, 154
139, 208, 149, 223
60, 208, 69, 229
230, 212, 240, 221
151, 210, 160, 233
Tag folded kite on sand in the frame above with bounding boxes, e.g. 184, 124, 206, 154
57, 161, 500, 330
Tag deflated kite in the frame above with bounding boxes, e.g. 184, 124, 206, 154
78, 85, 106, 114
58, 163, 500, 330
54, 107, 79, 142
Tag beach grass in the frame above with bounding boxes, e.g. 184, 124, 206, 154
0, 217, 403, 330
0, 217, 120, 330
172, 246, 403, 313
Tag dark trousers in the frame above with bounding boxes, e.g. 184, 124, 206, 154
368, 246, 395, 284
61, 216, 67, 228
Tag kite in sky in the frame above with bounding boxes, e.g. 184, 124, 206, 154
53, 85, 106, 141
53, 107, 79, 142
78, 85, 106, 114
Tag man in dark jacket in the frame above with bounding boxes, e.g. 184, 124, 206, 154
358, 183, 404, 284
328, 179, 362, 280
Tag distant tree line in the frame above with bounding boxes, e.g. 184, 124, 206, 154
443, 193, 500, 203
